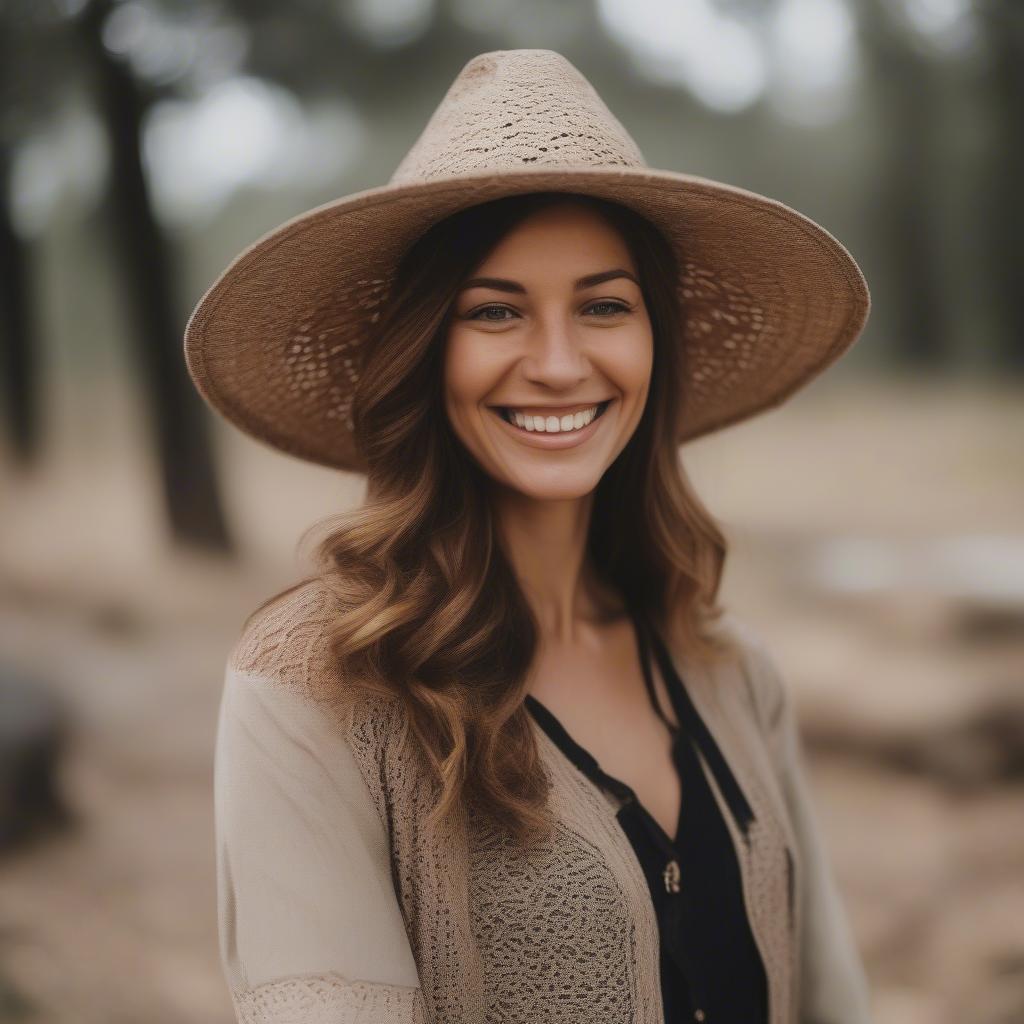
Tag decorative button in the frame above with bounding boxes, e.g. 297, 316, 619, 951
694, 1010, 705, 1022
663, 858, 681, 893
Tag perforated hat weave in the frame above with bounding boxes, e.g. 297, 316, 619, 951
184, 48, 870, 473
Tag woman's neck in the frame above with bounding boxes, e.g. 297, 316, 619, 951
491, 486, 622, 641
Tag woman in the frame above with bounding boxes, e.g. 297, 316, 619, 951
187, 50, 873, 1024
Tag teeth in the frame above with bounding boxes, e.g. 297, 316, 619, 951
506, 403, 602, 433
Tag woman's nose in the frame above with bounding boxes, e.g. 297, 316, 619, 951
521, 316, 590, 386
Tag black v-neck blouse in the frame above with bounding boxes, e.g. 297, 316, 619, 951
524, 609, 769, 1024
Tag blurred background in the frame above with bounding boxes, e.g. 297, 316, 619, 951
0, 1, 1022, 1021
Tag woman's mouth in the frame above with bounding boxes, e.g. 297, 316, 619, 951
495, 399, 612, 434
488, 399, 614, 450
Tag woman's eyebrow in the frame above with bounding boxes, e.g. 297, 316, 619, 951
459, 268, 639, 293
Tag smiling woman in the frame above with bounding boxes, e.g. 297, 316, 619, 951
308, 183, 717, 845
444, 199, 655, 483
187, 48, 873, 1024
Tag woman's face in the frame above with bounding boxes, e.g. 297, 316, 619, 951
443, 201, 654, 501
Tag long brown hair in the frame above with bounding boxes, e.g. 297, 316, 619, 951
295, 191, 733, 849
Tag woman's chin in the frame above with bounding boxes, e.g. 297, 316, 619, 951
493, 462, 606, 501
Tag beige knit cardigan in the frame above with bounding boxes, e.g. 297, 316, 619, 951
214, 580, 874, 1023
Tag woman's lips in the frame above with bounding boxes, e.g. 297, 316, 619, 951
489, 399, 613, 449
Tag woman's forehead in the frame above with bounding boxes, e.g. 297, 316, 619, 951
468, 204, 637, 278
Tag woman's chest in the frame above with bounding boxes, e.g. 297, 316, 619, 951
526, 621, 684, 840
464, 728, 668, 1023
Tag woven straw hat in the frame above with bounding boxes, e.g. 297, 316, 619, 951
184, 48, 869, 473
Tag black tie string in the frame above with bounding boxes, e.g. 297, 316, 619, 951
628, 607, 756, 842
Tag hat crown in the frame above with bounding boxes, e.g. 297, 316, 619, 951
389, 49, 647, 186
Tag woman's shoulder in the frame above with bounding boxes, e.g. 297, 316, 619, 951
227, 575, 348, 706
682, 609, 789, 735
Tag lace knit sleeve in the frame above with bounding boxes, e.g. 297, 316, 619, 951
214, 657, 426, 1023
740, 632, 874, 1024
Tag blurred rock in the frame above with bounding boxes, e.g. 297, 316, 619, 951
0, 667, 73, 852
804, 687, 1024, 789
978, 951, 1024, 1024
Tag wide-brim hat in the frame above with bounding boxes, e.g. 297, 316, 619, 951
184, 48, 870, 474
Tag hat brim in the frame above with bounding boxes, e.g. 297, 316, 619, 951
184, 165, 869, 472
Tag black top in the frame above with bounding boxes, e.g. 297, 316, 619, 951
524, 608, 769, 1024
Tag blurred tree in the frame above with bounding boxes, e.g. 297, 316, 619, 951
0, 140, 39, 468
978, 0, 1024, 371
858, 0, 950, 367
0, 9, 43, 467
76, 0, 233, 552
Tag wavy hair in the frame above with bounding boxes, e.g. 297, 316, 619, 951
292, 191, 733, 850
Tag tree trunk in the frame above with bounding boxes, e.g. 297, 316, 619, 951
859, 0, 950, 367
78, 0, 233, 551
981, 0, 1024, 371
0, 141, 40, 468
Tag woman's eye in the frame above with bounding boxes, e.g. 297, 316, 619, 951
585, 300, 631, 316
468, 305, 517, 322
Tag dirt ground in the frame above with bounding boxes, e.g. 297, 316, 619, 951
0, 376, 1021, 1023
